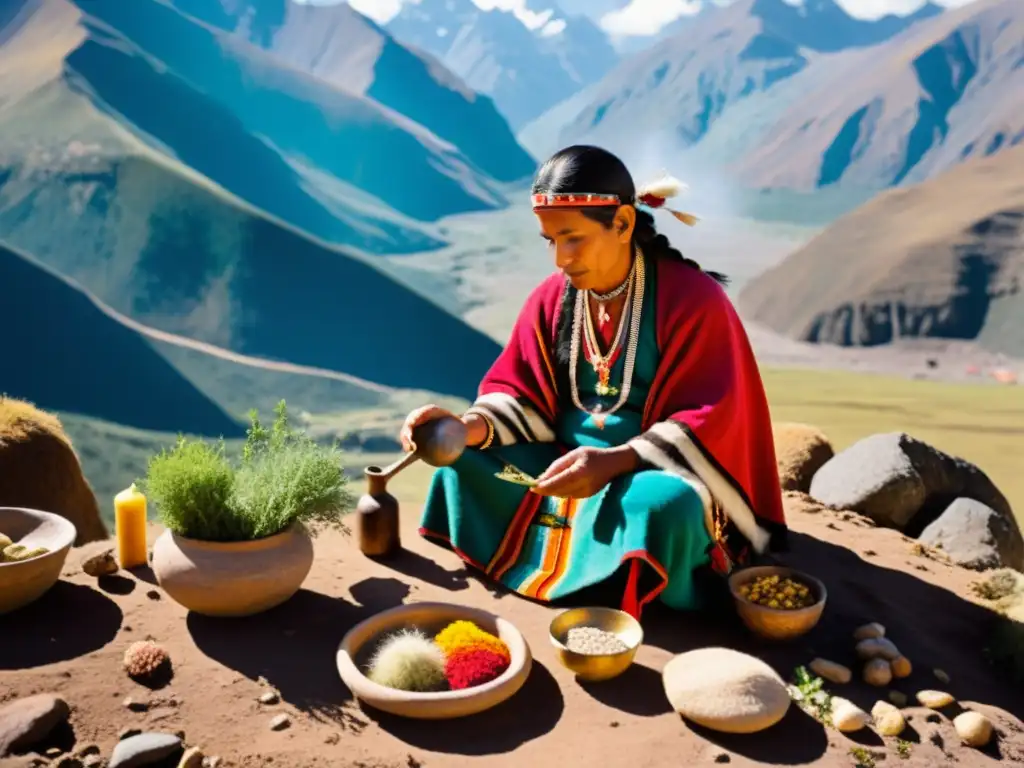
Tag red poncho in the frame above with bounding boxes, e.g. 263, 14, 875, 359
469, 257, 787, 574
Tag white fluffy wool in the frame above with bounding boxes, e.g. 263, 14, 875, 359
662, 647, 791, 734
367, 628, 446, 693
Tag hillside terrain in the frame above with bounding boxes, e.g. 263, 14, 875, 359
163, 0, 534, 183
731, 0, 1024, 190
0, 0, 509, 402
386, 0, 618, 129
738, 144, 1024, 356
0, 242, 241, 437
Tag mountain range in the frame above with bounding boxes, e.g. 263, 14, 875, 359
518, 0, 945, 156
0, 0, 511, 428
2, 0, 1022, 512
385, 0, 619, 129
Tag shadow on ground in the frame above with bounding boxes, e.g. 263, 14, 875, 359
364, 661, 564, 755
187, 577, 410, 724
0, 581, 123, 668
636, 530, 1023, 723
689, 706, 829, 765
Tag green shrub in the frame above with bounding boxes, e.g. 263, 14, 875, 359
143, 401, 352, 542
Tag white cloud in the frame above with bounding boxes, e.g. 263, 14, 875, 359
599, 0, 702, 36
540, 18, 567, 36
472, 0, 554, 30
343, 0, 403, 23
339, 0, 554, 29
600, 0, 982, 37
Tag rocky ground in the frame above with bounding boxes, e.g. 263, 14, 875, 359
2, 499, 1023, 768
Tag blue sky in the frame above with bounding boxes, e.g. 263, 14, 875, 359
337, 0, 979, 36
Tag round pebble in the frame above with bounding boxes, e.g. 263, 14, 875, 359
954, 711, 993, 747
917, 690, 955, 709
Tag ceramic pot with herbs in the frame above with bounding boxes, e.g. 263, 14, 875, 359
152, 523, 313, 617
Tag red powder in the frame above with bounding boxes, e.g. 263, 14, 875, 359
444, 648, 510, 690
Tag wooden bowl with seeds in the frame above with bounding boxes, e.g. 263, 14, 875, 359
549, 606, 642, 682
0, 507, 76, 615
728, 565, 826, 641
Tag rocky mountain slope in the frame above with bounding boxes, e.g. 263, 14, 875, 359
730, 0, 1024, 191
386, 0, 619, 129
0, 0, 507, 403
519, 0, 941, 158
164, 0, 534, 184
737, 144, 1024, 355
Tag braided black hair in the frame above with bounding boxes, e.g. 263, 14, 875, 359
531, 145, 726, 396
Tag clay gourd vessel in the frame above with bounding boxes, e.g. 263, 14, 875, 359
151, 522, 314, 617
0, 507, 77, 614
356, 416, 467, 558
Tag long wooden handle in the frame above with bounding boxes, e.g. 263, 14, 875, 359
376, 450, 422, 483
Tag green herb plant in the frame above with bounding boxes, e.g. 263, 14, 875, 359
788, 666, 833, 725
143, 401, 352, 542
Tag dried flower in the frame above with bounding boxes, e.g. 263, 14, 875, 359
123, 641, 171, 682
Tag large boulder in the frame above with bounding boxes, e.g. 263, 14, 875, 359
809, 432, 1016, 536
919, 498, 1023, 571
773, 422, 834, 493
0, 398, 108, 545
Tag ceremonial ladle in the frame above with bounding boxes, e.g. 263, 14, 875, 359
355, 416, 468, 558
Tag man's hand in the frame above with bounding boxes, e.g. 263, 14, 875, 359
532, 445, 639, 498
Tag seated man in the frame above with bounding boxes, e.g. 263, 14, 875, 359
400, 145, 787, 619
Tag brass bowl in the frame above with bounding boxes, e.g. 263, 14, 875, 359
728, 565, 827, 641
549, 606, 643, 683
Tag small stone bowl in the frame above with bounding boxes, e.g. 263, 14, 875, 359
549, 606, 643, 683
728, 565, 827, 641
0, 507, 77, 615
337, 601, 532, 719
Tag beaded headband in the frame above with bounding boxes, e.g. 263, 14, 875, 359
531, 173, 698, 226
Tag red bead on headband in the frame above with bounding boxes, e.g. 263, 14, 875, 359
532, 173, 699, 226
531, 193, 620, 208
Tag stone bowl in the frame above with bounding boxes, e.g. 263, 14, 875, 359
549, 606, 643, 682
336, 602, 532, 719
0, 507, 77, 614
728, 565, 827, 641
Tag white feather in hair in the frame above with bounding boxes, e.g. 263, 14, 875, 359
636, 172, 687, 201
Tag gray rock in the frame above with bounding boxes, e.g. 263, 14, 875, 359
919, 498, 1023, 570
809, 432, 1018, 548
268, 714, 290, 731
0, 694, 71, 756
108, 733, 182, 768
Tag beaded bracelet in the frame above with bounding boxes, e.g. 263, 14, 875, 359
463, 407, 495, 450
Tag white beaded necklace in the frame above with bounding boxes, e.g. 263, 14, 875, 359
569, 250, 646, 429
